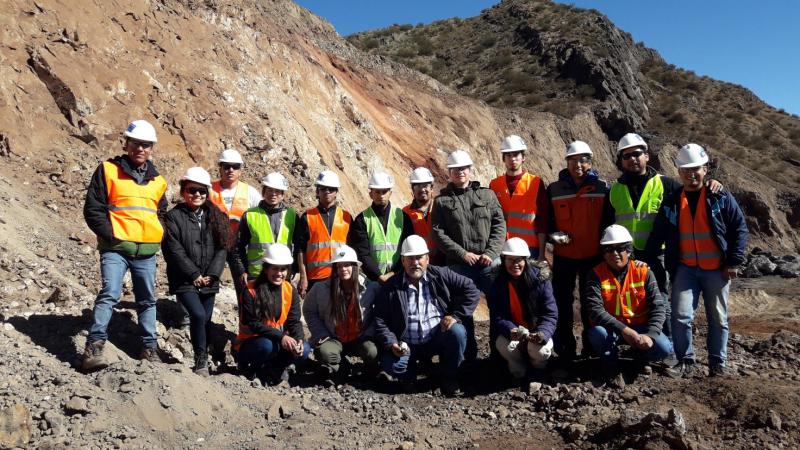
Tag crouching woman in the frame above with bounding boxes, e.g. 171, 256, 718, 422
234, 243, 309, 385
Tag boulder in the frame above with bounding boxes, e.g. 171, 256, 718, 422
0, 403, 32, 448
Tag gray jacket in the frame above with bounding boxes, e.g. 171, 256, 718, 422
302, 274, 379, 344
431, 181, 507, 265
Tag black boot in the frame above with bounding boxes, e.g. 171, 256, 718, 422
194, 351, 209, 377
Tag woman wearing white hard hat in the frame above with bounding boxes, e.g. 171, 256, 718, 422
234, 243, 309, 385
645, 144, 747, 378
163, 167, 233, 376
303, 245, 381, 384
487, 238, 558, 384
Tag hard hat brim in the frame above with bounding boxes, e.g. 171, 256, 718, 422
600, 239, 633, 245
401, 250, 429, 256
617, 143, 648, 153
368, 184, 394, 189
501, 250, 531, 257
676, 160, 707, 169
262, 182, 288, 191
262, 256, 294, 266
446, 163, 472, 169
500, 147, 527, 153
123, 131, 157, 143
330, 258, 362, 266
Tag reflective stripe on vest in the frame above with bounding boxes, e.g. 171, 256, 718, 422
364, 206, 404, 274
508, 282, 531, 330
402, 204, 436, 252
102, 161, 166, 243
610, 175, 664, 250
490, 173, 541, 247
593, 261, 649, 326
305, 207, 351, 280
209, 180, 250, 234
246, 208, 297, 277
679, 189, 723, 270
233, 281, 293, 352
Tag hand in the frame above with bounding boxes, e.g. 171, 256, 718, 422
202, 276, 212, 286
510, 328, 522, 341
722, 266, 738, 280
293, 340, 305, 356
636, 334, 654, 350
390, 343, 404, 358
530, 331, 546, 345
477, 254, 493, 267
192, 275, 204, 287
240, 273, 249, 286
378, 272, 394, 284
620, 327, 640, 347
298, 275, 309, 297
440, 315, 457, 331
463, 252, 480, 266
281, 335, 298, 352
707, 179, 724, 194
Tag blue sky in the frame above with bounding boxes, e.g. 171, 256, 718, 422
295, 0, 800, 116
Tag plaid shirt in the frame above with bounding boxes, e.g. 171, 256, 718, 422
404, 272, 443, 344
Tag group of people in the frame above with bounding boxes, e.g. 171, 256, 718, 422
80, 119, 748, 396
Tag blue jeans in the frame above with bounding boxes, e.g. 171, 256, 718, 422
237, 336, 310, 373
380, 323, 467, 381
671, 265, 730, 366
177, 291, 215, 354
88, 251, 158, 348
587, 325, 673, 363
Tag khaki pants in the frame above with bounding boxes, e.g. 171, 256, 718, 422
495, 335, 553, 378
315, 338, 378, 374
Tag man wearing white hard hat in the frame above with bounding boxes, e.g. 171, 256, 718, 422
546, 140, 613, 363
82, 120, 168, 371
348, 171, 414, 283
402, 167, 441, 264
489, 135, 549, 260
235, 172, 297, 285
645, 144, 747, 378
585, 225, 672, 388
294, 170, 353, 297
374, 235, 480, 397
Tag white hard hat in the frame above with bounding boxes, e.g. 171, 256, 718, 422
501, 237, 531, 257
617, 133, 648, 153
675, 143, 709, 168
446, 149, 474, 168
218, 149, 244, 165
262, 243, 294, 266
315, 170, 341, 188
599, 224, 634, 246
180, 167, 212, 187
368, 171, 394, 189
330, 245, 362, 266
500, 135, 527, 153
123, 120, 157, 143
400, 235, 429, 256
409, 167, 434, 184
261, 172, 289, 191
565, 140, 593, 159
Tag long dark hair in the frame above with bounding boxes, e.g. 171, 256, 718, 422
498, 256, 538, 323
329, 263, 362, 328
179, 180, 233, 251
252, 263, 283, 322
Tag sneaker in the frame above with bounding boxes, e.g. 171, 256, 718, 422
194, 351, 209, 377
709, 364, 728, 378
81, 340, 109, 372
139, 347, 161, 363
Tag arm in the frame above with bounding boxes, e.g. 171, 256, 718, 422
484, 192, 507, 259
83, 164, 114, 241
372, 284, 399, 348
584, 271, 627, 334
599, 183, 614, 230
206, 236, 227, 279
348, 213, 381, 280
302, 282, 333, 343
644, 203, 669, 260
533, 278, 558, 341
546, 185, 557, 234
534, 179, 548, 259
286, 287, 304, 341
487, 282, 516, 340
240, 287, 284, 340
162, 212, 202, 281
235, 212, 251, 276
440, 267, 480, 321
430, 198, 467, 260
389, 212, 415, 274
293, 214, 310, 294
723, 192, 748, 268
643, 270, 666, 338
359, 281, 380, 337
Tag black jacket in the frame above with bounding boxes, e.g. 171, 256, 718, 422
162, 203, 227, 295
347, 202, 414, 281
240, 283, 304, 341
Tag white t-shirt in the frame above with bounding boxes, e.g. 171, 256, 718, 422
219, 183, 262, 210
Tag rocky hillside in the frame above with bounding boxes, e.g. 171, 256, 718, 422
349, 0, 800, 251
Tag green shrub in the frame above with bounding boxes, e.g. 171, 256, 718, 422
363, 38, 379, 50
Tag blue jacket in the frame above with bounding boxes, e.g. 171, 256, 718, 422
373, 265, 480, 349
487, 266, 558, 343
644, 187, 748, 275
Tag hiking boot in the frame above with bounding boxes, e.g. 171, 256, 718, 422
709, 364, 728, 378
600, 361, 625, 389
82, 340, 109, 372
441, 379, 462, 398
609, 372, 626, 389
139, 346, 161, 363
665, 361, 696, 379
194, 351, 209, 377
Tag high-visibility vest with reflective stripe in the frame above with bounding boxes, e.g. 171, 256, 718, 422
245, 207, 297, 277
233, 281, 293, 351
402, 204, 436, 253
490, 173, 542, 248
610, 175, 664, 250
549, 179, 609, 259
209, 180, 250, 234
593, 261, 649, 326
364, 205, 404, 274
679, 188, 723, 270
508, 282, 531, 330
305, 207, 352, 280
102, 161, 166, 244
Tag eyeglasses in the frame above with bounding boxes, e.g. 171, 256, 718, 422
220, 163, 241, 171
318, 186, 338, 193
603, 245, 630, 254
128, 139, 153, 149
621, 150, 645, 160
186, 187, 208, 196
567, 157, 592, 165
449, 166, 470, 173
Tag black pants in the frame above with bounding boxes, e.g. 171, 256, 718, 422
552, 255, 599, 359
635, 250, 672, 339
177, 291, 215, 354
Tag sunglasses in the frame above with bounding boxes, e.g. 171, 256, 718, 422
621, 150, 645, 160
318, 186, 338, 193
128, 139, 153, 149
567, 157, 592, 165
603, 245, 630, 254
186, 187, 208, 196
220, 163, 241, 171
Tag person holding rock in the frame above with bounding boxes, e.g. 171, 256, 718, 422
585, 225, 672, 388
374, 235, 480, 397
645, 144, 747, 378
303, 245, 380, 384
82, 120, 168, 371
488, 238, 558, 385
162, 167, 231, 376
234, 243, 309, 385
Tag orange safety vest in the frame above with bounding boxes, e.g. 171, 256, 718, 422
103, 161, 167, 243
679, 188, 723, 270
334, 299, 362, 344
402, 203, 436, 253
490, 173, 542, 248
549, 180, 608, 259
593, 261, 649, 326
305, 207, 352, 280
209, 180, 250, 234
508, 282, 531, 330
233, 281, 293, 351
